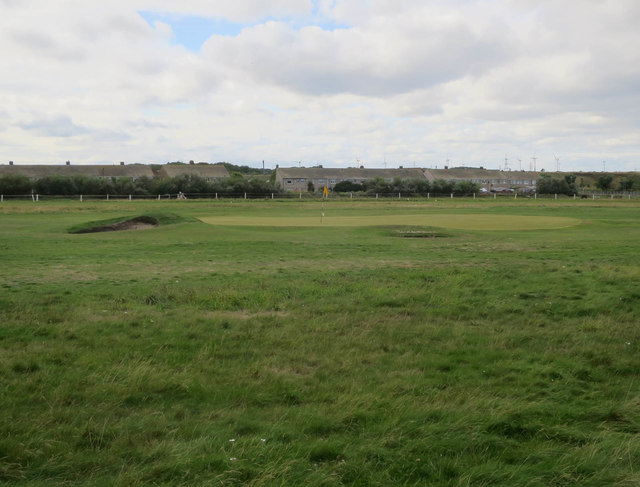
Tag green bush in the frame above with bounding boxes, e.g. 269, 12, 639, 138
536, 175, 576, 195
333, 180, 364, 192
0, 174, 32, 194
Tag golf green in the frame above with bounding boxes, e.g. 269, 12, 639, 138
200, 213, 581, 230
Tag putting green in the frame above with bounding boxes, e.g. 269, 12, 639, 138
200, 213, 581, 231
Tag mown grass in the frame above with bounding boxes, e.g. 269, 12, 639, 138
1, 198, 639, 486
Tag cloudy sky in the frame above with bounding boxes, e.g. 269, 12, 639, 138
1, 0, 639, 171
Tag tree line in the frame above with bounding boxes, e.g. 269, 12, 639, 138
330, 177, 480, 195
0, 173, 281, 196
536, 173, 640, 195
4, 172, 637, 197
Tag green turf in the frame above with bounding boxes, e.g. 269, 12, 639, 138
1, 198, 639, 486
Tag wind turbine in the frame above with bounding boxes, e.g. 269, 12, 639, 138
554, 154, 560, 172
517, 158, 522, 171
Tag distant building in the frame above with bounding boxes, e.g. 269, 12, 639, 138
0, 164, 153, 180
425, 168, 539, 191
275, 167, 426, 192
159, 164, 229, 180
0, 163, 230, 181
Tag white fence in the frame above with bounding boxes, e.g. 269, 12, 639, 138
2, 191, 640, 202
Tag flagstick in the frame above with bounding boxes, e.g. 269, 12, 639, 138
321, 186, 328, 224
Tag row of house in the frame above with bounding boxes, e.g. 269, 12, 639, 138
274, 167, 540, 192
0, 162, 229, 181
0, 162, 541, 191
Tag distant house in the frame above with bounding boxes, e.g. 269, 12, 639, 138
425, 168, 539, 191
0, 162, 230, 181
0, 163, 153, 180
159, 163, 229, 180
275, 167, 427, 192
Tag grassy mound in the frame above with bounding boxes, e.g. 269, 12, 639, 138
68, 212, 196, 234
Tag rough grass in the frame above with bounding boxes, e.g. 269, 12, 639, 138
0, 198, 639, 486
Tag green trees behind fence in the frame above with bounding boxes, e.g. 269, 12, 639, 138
0, 174, 282, 196
536, 174, 578, 195
342, 177, 480, 196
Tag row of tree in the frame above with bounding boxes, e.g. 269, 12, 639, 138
536, 173, 640, 195
0, 173, 282, 196
0, 174, 480, 197
330, 177, 480, 195
3, 172, 637, 197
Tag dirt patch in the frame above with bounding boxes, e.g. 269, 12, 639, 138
204, 310, 290, 320
72, 216, 159, 234
395, 230, 450, 238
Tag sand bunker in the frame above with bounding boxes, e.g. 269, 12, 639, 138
71, 216, 159, 234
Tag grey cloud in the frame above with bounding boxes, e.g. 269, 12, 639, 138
126, 119, 169, 129
20, 115, 90, 137
11, 31, 88, 62
90, 128, 134, 143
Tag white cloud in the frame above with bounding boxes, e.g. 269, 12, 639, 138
202, 12, 512, 97
0, 0, 638, 170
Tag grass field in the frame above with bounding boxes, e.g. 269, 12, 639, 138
1, 198, 639, 486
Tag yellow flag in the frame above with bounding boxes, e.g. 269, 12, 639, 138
323, 186, 329, 196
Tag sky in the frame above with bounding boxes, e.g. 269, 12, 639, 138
1, 0, 639, 172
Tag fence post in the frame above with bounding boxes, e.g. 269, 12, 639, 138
37, 194, 39, 202
215, 193, 218, 200
427, 193, 430, 200
473, 193, 475, 199
450, 193, 453, 199
376, 193, 379, 199
514, 193, 517, 199
494, 193, 496, 200
244, 192, 247, 200
1, 195, 3, 202
534, 193, 537, 199
398, 192, 401, 199
555, 194, 557, 200
299, 193, 302, 199
611, 194, 613, 200
80, 194, 83, 202
129, 194, 132, 201
158, 194, 160, 200
573, 194, 576, 199
271, 193, 274, 199
350, 192, 353, 199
